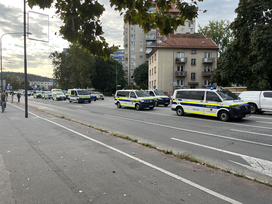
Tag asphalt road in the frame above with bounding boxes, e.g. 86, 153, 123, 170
1, 96, 272, 204
25, 96, 272, 183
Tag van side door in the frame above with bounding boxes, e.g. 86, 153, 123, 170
187, 91, 205, 115
130, 91, 137, 107
261, 91, 272, 110
204, 91, 222, 117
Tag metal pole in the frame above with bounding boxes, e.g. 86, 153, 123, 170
24, 0, 28, 118
172, 48, 174, 94
116, 62, 117, 91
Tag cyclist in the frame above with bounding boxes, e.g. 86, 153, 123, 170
0, 90, 7, 110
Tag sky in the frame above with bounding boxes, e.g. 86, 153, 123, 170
0, 0, 239, 78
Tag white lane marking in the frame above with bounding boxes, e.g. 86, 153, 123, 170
142, 112, 272, 130
171, 138, 272, 178
105, 114, 272, 148
231, 129, 272, 137
250, 116, 272, 120
11, 104, 241, 204
256, 121, 272, 124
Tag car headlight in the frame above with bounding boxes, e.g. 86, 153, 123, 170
231, 106, 240, 110
141, 100, 145, 102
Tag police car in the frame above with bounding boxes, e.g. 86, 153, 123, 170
145, 90, 170, 107
171, 88, 251, 121
67, 89, 91, 103
115, 90, 155, 110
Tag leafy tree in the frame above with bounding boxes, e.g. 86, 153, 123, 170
198, 19, 233, 55
28, 0, 204, 58
92, 57, 126, 93
3, 75, 25, 90
50, 44, 96, 89
212, 0, 272, 89
133, 62, 148, 86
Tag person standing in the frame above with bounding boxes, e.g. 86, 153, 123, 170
17, 92, 21, 103
0, 90, 7, 109
11, 92, 14, 103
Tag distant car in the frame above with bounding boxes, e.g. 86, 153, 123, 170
42, 91, 52, 99
52, 92, 66, 101
93, 92, 105, 100
33, 91, 43, 98
88, 91, 97, 101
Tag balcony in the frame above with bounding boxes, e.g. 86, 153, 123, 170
176, 57, 187, 64
146, 43, 156, 47
146, 35, 156, 40
202, 71, 213, 77
175, 71, 187, 77
202, 58, 215, 64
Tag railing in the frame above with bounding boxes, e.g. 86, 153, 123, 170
146, 43, 156, 47
202, 71, 213, 77
176, 57, 187, 63
202, 58, 215, 63
175, 71, 187, 77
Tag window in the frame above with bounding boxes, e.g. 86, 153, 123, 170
205, 52, 211, 58
191, 59, 196, 65
177, 52, 184, 58
140, 48, 143, 52
125, 38, 127, 41
154, 80, 156, 87
125, 44, 128, 48
154, 67, 156, 73
140, 55, 143, 59
190, 91, 205, 100
150, 59, 151, 64
130, 92, 136, 98
204, 80, 211, 86
204, 66, 211, 72
191, 50, 196, 54
157, 33, 161, 37
131, 41, 135, 45
152, 68, 153, 75
131, 69, 134, 72
140, 34, 143, 38
191, 73, 196, 80
155, 54, 156, 61
140, 41, 143, 45
206, 91, 220, 101
152, 56, 153, 63
189, 28, 193, 32
176, 91, 190, 99
149, 91, 155, 96
263, 92, 272, 98
177, 80, 183, 86
177, 66, 183, 71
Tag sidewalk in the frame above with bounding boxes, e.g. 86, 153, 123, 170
0, 103, 272, 204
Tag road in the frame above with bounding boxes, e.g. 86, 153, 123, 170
1, 96, 272, 204
26, 96, 272, 183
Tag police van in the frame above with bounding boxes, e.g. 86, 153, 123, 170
171, 88, 251, 121
145, 90, 170, 107
67, 89, 91, 103
115, 90, 155, 110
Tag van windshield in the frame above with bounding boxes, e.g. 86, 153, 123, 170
135, 91, 150, 97
77, 90, 89, 95
217, 90, 238, 100
154, 90, 166, 96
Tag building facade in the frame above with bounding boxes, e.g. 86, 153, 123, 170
148, 33, 219, 96
29, 81, 54, 90
110, 49, 124, 68
123, 4, 195, 85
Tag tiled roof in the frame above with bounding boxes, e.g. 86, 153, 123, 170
158, 33, 218, 49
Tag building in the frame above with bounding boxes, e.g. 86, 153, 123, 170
29, 81, 54, 90
123, 4, 195, 85
148, 33, 219, 96
110, 49, 124, 68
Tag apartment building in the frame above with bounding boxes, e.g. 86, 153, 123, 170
29, 81, 54, 90
148, 33, 219, 96
110, 49, 124, 68
123, 4, 195, 85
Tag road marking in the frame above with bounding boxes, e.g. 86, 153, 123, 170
171, 138, 272, 178
105, 114, 272, 148
11, 104, 241, 204
256, 121, 272, 125
231, 129, 272, 137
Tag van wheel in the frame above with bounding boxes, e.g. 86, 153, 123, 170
135, 104, 140, 111
219, 111, 230, 122
149, 107, 154, 110
155, 101, 158, 106
164, 104, 168, 107
69, 100, 72, 103
176, 107, 184, 116
249, 104, 257, 114
89, 100, 91, 103
117, 102, 121, 108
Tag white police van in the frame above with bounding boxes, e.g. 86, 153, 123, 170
171, 88, 251, 121
145, 90, 170, 107
115, 90, 155, 110
67, 89, 91, 103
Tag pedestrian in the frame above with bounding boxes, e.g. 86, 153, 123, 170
0, 90, 7, 109
5, 91, 8, 101
11, 92, 14, 103
17, 92, 21, 103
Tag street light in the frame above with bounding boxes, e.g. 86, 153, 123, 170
0, 32, 31, 91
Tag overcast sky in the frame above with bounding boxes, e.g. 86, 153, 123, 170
0, 0, 239, 78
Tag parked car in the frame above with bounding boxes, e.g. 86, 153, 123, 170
238, 91, 272, 113
88, 91, 97, 101
42, 91, 52, 99
33, 91, 43, 98
52, 92, 66, 101
93, 92, 105, 100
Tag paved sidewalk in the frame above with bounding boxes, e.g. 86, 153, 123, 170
0, 103, 272, 204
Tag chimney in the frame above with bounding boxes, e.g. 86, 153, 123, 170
206, 33, 211, 39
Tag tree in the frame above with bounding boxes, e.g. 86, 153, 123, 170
212, 0, 272, 89
133, 62, 148, 86
50, 44, 96, 89
92, 57, 126, 93
29, 0, 203, 58
198, 19, 233, 55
